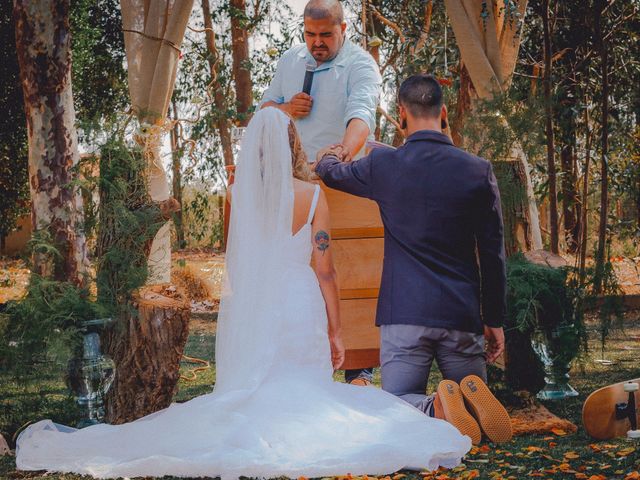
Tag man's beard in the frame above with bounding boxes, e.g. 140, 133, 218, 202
310, 36, 344, 63
312, 48, 333, 61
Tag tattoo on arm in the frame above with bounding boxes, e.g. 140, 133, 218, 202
314, 230, 330, 255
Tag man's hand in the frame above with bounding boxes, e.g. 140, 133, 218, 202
284, 92, 313, 119
313, 144, 349, 172
329, 333, 345, 370
484, 326, 505, 364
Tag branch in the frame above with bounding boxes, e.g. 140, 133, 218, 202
381, 41, 400, 74
377, 106, 405, 138
413, 0, 433, 54
603, 9, 638, 42
370, 5, 406, 44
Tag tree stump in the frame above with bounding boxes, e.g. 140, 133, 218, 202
504, 250, 569, 395
102, 284, 190, 424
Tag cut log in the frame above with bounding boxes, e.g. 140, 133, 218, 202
103, 285, 190, 424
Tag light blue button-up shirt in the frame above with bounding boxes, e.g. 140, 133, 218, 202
261, 39, 382, 162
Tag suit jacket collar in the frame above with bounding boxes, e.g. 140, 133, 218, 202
405, 130, 454, 146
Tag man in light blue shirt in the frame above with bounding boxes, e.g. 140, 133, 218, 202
261, 0, 381, 163
261, 0, 381, 385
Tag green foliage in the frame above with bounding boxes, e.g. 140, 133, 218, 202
578, 243, 625, 353
506, 254, 580, 336
0, 0, 29, 243
503, 254, 585, 393
70, 0, 128, 132
96, 137, 164, 310
0, 275, 107, 378
459, 91, 546, 166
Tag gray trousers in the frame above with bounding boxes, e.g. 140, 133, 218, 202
380, 324, 487, 414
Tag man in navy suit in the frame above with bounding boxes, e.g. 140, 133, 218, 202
315, 74, 511, 443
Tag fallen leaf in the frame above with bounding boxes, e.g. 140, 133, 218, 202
617, 447, 636, 457
524, 446, 544, 453
551, 428, 568, 436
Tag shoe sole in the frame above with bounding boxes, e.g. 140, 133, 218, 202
460, 374, 513, 443
437, 380, 482, 444
349, 378, 373, 386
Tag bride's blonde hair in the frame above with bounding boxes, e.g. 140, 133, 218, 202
288, 120, 311, 181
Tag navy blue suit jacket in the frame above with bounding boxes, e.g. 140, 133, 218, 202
316, 130, 506, 334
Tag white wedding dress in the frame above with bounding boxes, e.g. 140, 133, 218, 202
16, 108, 471, 479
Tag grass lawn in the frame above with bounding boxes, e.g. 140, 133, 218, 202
1, 314, 639, 480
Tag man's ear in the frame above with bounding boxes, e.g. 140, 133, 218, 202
440, 104, 448, 130
340, 21, 347, 34
399, 104, 408, 130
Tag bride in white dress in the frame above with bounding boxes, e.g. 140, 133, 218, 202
16, 107, 471, 479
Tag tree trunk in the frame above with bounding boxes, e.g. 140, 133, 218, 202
493, 161, 535, 256
561, 143, 579, 253
594, 0, 609, 293
451, 62, 473, 147
542, 0, 559, 254
637, 171, 640, 232
230, 0, 252, 126
103, 284, 190, 424
13, 0, 89, 286
170, 101, 185, 249
579, 104, 591, 283
203, 0, 234, 167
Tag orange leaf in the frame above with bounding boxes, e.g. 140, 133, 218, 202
617, 447, 636, 457
565, 451, 581, 460
551, 428, 568, 436
525, 446, 544, 453
625, 472, 640, 480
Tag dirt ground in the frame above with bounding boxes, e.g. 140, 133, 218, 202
1, 251, 638, 316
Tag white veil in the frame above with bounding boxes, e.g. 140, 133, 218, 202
214, 107, 294, 395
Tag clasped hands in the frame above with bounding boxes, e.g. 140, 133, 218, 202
313, 143, 352, 172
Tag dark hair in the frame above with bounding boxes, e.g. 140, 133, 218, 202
398, 74, 443, 119
304, 0, 344, 25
